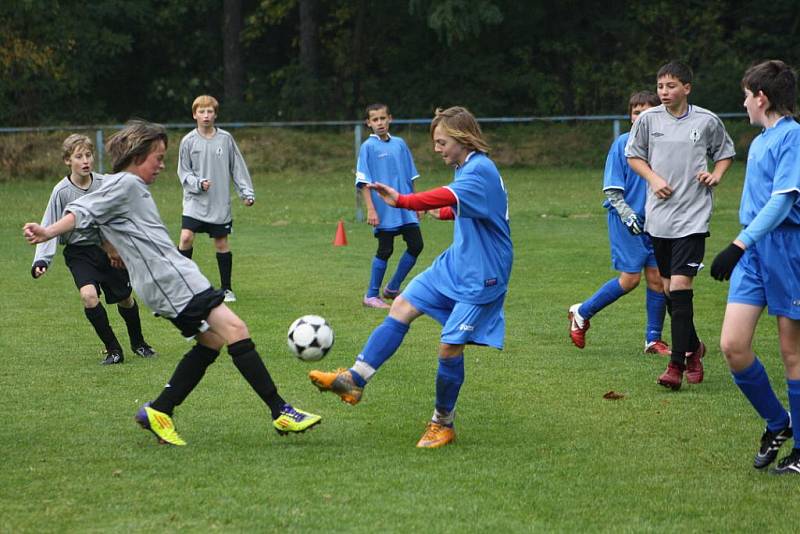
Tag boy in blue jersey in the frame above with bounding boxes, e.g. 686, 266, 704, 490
569, 91, 670, 355
311, 107, 512, 448
356, 103, 423, 309
710, 60, 800, 474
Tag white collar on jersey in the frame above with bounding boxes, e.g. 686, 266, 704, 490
369, 133, 393, 141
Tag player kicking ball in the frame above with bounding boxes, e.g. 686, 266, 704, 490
310, 107, 512, 448
24, 120, 320, 446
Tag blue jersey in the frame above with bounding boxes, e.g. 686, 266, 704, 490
355, 134, 419, 231
740, 117, 800, 226
602, 132, 647, 217
426, 152, 512, 304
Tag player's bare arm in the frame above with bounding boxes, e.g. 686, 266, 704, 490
697, 157, 733, 187
23, 212, 77, 244
366, 182, 399, 206
101, 240, 126, 269
627, 157, 673, 199
361, 186, 380, 225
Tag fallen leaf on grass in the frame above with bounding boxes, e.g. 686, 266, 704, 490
603, 390, 625, 400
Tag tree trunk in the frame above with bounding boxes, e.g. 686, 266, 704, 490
350, 0, 366, 116
223, 0, 244, 108
299, 0, 319, 78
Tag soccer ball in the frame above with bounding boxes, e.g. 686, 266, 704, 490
287, 315, 334, 361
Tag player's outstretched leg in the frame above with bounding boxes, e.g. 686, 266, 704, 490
310, 316, 410, 404
135, 403, 187, 446
568, 304, 590, 349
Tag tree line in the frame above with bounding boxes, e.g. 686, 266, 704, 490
3, 0, 799, 126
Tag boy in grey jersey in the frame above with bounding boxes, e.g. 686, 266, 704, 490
24, 121, 320, 446
626, 61, 735, 390
177, 95, 254, 303
31, 134, 155, 365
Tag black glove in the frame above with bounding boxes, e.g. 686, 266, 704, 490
710, 243, 745, 281
622, 213, 643, 235
31, 260, 48, 279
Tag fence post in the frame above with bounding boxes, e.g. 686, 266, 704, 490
95, 129, 104, 173
354, 123, 364, 221
612, 119, 620, 140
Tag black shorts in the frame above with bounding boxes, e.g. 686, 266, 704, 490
168, 287, 226, 339
650, 233, 707, 278
63, 245, 132, 304
182, 215, 233, 238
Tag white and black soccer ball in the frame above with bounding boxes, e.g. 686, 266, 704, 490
287, 315, 334, 361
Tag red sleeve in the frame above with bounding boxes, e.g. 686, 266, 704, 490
395, 187, 457, 210
438, 206, 455, 220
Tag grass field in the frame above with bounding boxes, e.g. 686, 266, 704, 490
0, 161, 794, 532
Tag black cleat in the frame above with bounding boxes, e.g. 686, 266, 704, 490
101, 349, 124, 365
754, 419, 792, 469
772, 448, 800, 475
132, 343, 156, 358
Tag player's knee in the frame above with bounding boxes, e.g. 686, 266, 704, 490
179, 230, 195, 249
79, 286, 99, 308
227, 316, 250, 342
719, 334, 747, 364
439, 343, 464, 358
119, 295, 135, 308
406, 240, 423, 258
213, 237, 230, 253
618, 273, 640, 292
376, 243, 393, 261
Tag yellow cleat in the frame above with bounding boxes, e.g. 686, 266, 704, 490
135, 404, 187, 446
416, 422, 455, 449
273, 404, 322, 435
308, 368, 363, 405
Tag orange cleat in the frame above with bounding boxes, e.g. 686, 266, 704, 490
416, 422, 456, 449
309, 368, 363, 405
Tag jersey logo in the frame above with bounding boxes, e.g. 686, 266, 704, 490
484, 278, 497, 287
690, 128, 701, 143
377, 152, 390, 159
142, 192, 151, 198
458, 323, 474, 332
215, 147, 224, 158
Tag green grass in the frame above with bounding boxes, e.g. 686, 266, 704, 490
0, 162, 792, 532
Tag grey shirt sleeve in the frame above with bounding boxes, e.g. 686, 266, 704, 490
32, 186, 62, 267
604, 189, 635, 221
624, 116, 650, 161
68, 176, 130, 228
178, 136, 206, 194
706, 117, 736, 162
229, 136, 254, 200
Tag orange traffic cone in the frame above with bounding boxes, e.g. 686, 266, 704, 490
333, 220, 348, 246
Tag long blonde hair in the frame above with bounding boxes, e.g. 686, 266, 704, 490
106, 120, 169, 173
429, 106, 490, 153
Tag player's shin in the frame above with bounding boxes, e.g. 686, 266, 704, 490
349, 316, 409, 386
732, 358, 789, 430
434, 354, 464, 425
229, 338, 285, 419
151, 344, 219, 415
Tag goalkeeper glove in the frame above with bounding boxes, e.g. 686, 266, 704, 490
622, 213, 643, 235
710, 243, 745, 281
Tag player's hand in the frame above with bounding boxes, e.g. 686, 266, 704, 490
107, 251, 125, 270
31, 261, 48, 279
697, 171, 720, 187
710, 242, 745, 281
23, 223, 49, 244
428, 209, 441, 219
649, 176, 673, 199
243, 197, 255, 206
201, 179, 211, 191
622, 213, 643, 235
366, 182, 399, 206
417, 210, 427, 220
366, 208, 379, 226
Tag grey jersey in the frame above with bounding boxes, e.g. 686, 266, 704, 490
33, 173, 106, 268
178, 128, 254, 224
66, 173, 211, 318
625, 104, 735, 238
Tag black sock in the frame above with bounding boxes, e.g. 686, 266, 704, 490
228, 338, 284, 419
669, 289, 695, 367
665, 294, 672, 318
118, 300, 145, 347
217, 251, 232, 291
151, 344, 219, 415
178, 247, 193, 259
84, 303, 122, 352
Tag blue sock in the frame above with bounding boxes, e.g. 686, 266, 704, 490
732, 358, 789, 432
435, 355, 465, 418
349, 317, 409, 387
645, 288, 667, 343
578, 278, 625, 320
386, 251, 417, 292
366, 257, 387, 298
788, 379, 800, 443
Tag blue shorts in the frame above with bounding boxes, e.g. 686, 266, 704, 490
728, 226, 800, 319
607, 212, 657, 272
402, 269, 506, 349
